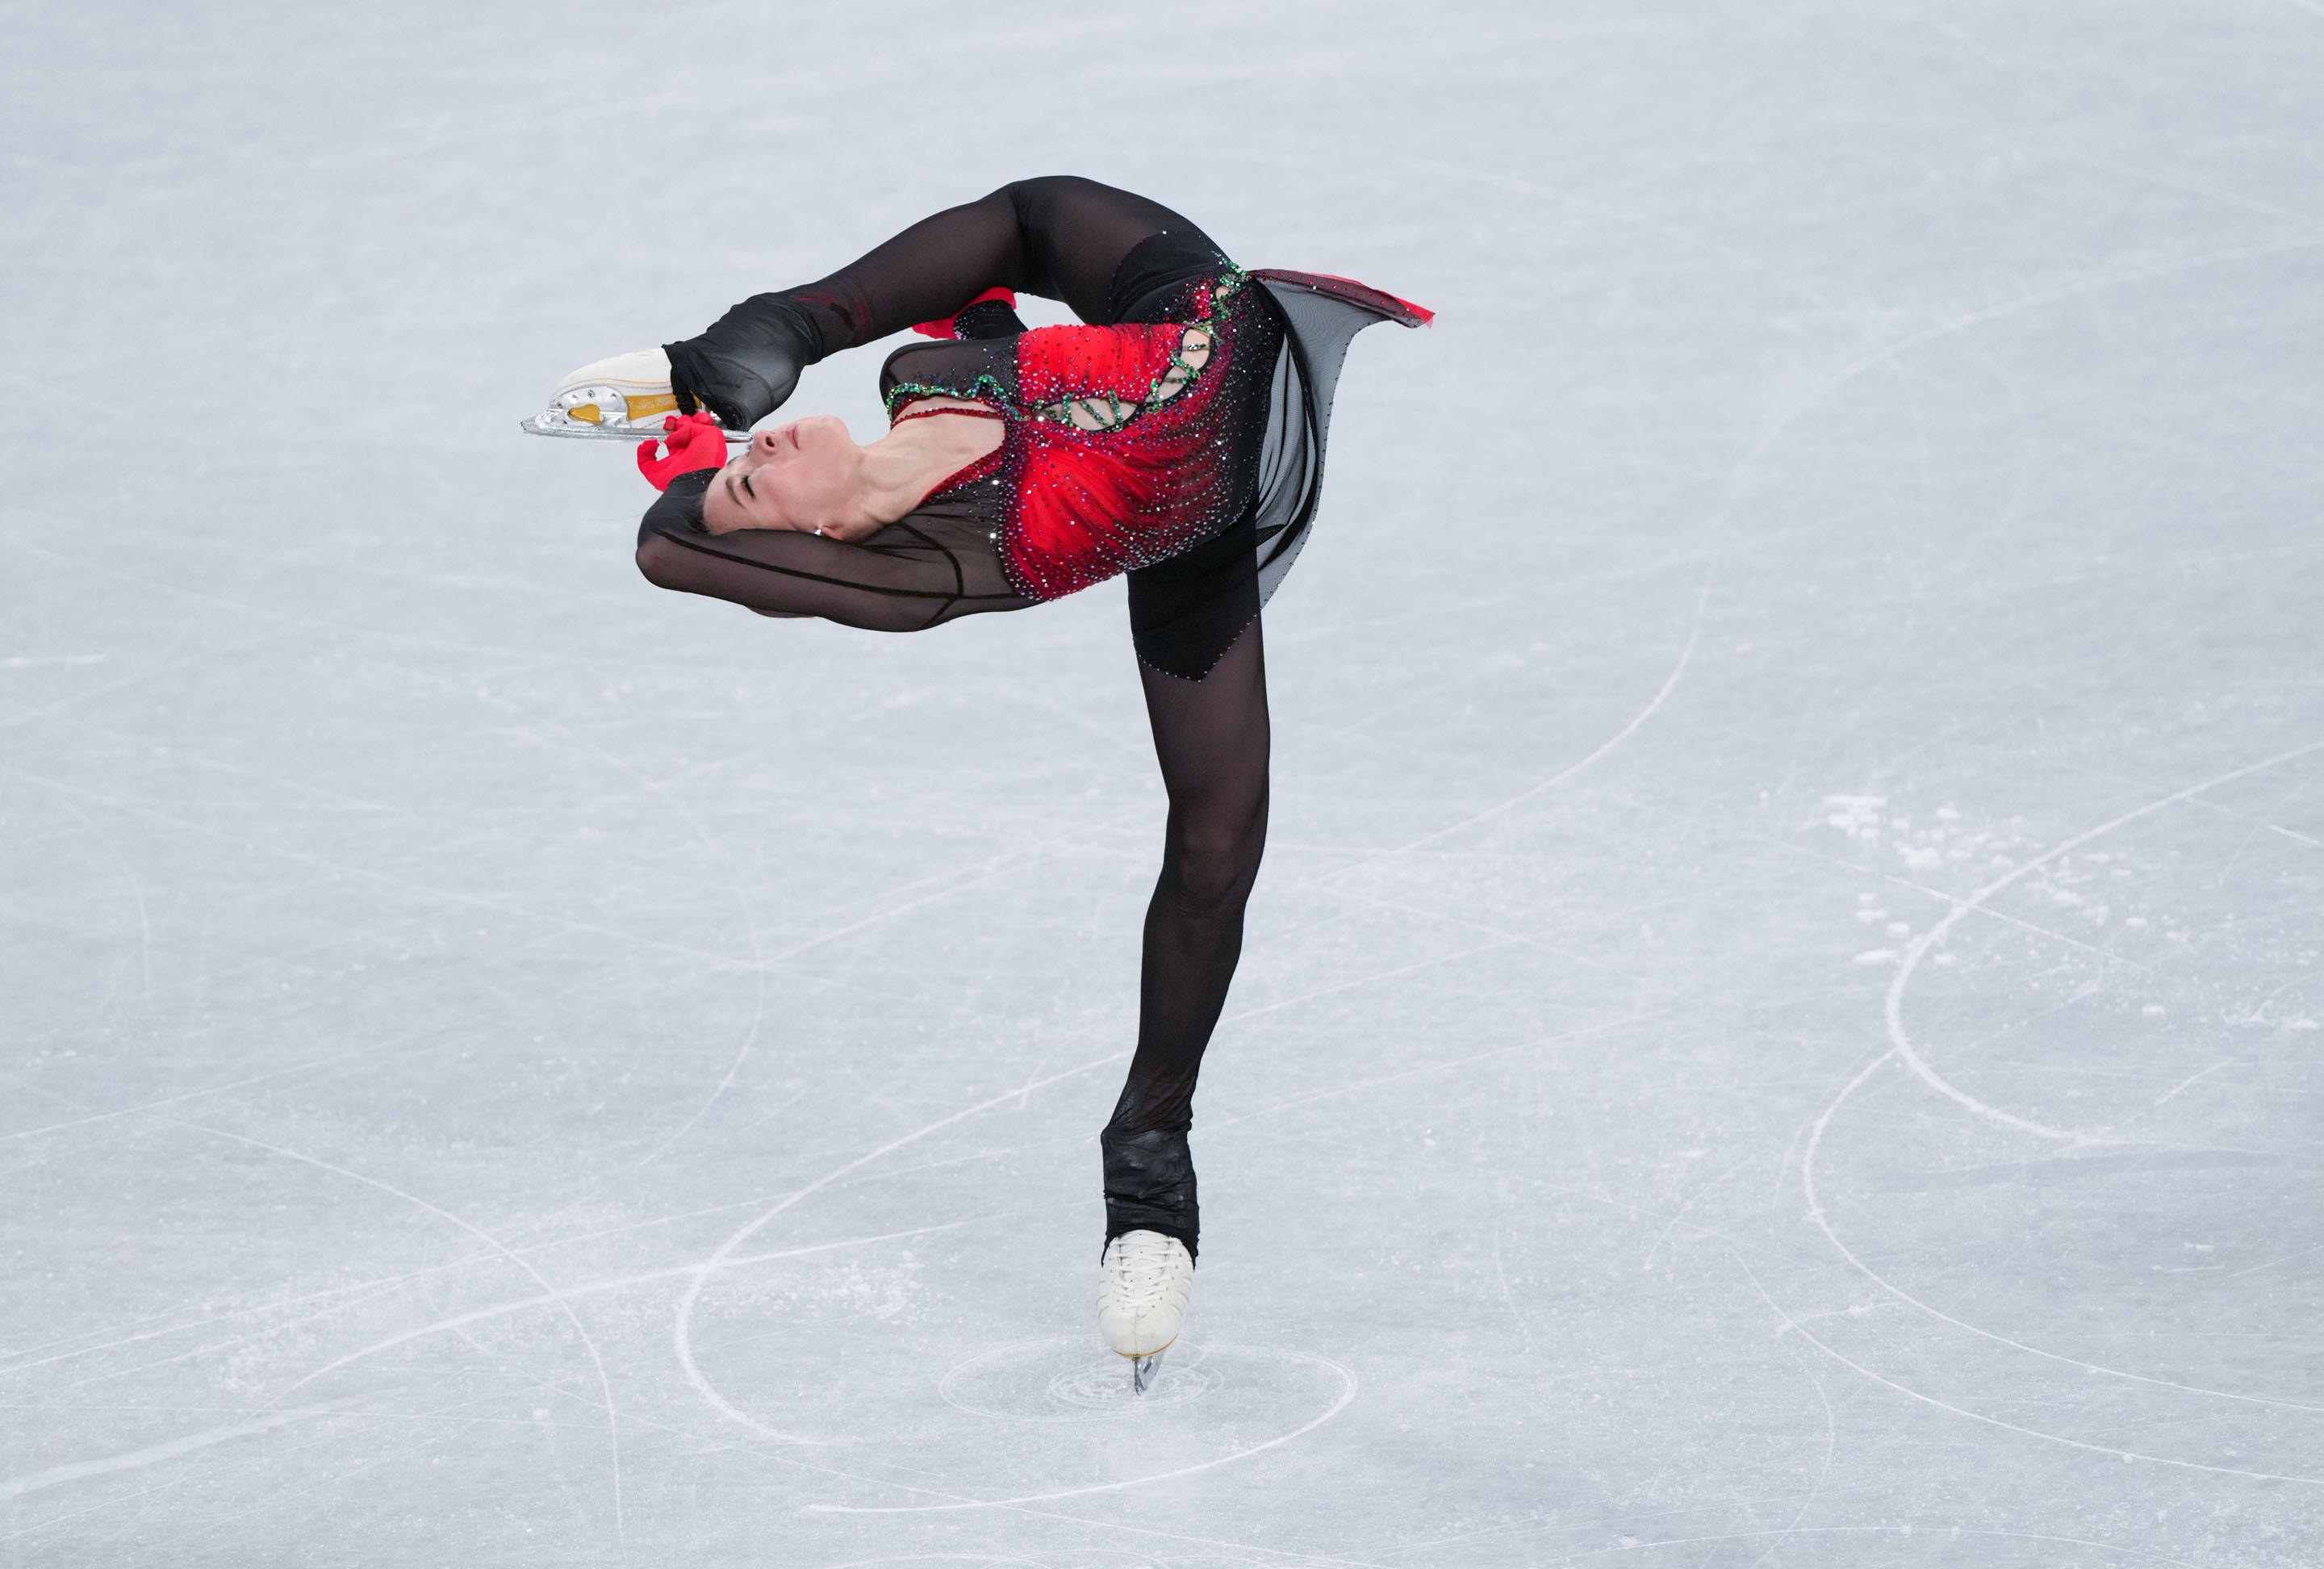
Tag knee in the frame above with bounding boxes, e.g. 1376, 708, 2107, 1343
1164, 794, 1268, 914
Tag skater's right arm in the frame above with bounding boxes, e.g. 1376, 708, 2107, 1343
664, 177, 1223, 429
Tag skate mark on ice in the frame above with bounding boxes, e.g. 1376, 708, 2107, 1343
810, 1347, 1358, 1513
0, 755, 743, 974
1335, 182, 2323, 887
1740, 1259, 2324, 1486
274, 1215, 996, 1400
1877, 737, 2324, 1141
157, 1119, 631, 1546
0, 1398, 360, 1502
1808, 742, 2324, 1413
1776, 232, 2324, 433
587, 730, 767, 1174
1202, 1010, 1668, 1139
673, 1052, 1130, 1445
767, 793, 1158, 960
1215, 933, 1536, 1028
1802, 1044, 2324, 1416
8, 1175, 942, 1378
61, 801, 153, 1010
938, 1336, 1230, 1422
1320, 575, 1708, 879
1738, 1284, 1841, 1569
0, 1051, 361, 1150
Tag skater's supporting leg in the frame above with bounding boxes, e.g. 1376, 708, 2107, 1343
1101, 621, 1271, 1257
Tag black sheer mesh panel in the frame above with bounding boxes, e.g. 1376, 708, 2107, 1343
877, 335, 1018, 408
634, 492, 1030, 630
1245, 274, 1425, 608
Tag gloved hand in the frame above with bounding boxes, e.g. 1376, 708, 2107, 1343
662, 294, 821, 431
635, 411, 729, 491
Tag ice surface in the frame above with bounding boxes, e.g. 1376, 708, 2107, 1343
5, 2, 2324, 1563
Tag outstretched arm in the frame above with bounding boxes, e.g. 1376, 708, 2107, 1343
666, 176, 1223, 428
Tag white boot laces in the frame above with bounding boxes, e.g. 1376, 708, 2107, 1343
1105, 1232, 1187, 1310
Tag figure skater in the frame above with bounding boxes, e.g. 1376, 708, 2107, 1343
536, 176, 1425, 1382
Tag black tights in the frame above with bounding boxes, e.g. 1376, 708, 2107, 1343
638, 517, 1266, 1262
1102, 622, 1269, 1261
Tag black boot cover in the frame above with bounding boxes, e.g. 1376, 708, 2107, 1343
1100, 1124, 1198, 1262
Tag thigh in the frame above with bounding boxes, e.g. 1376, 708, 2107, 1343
1139, 617, 1270, 820
1126, 515, 1264, 683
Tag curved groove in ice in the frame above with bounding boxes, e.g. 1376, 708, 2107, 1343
1584, 1523, 2215, 1568
0, 1398, 361, 1502
1741, 1261, 2324, 1487
1883, 737, 2324, 1139
1348, 576, 1709, 868
1327, 233, 2324, 882
273, 1217, 989, 1401
1801, 736, 2324, 1416
1741, 1299, 1839, 1569
671, 1051, 1129, 1445
1804, 1052, 2324, 1415
805, 1352, 1359, 1514
176, 1121, 629, 1542
450, 712, 775, 1233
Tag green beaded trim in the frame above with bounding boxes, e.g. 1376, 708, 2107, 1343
882, 374, 1022, 421
883, 266, 1251, 431
1033, 265, 1249, 433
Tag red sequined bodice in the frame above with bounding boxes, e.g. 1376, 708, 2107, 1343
889, 270, 1279, 603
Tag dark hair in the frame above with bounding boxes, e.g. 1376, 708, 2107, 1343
637, 466, 713, 544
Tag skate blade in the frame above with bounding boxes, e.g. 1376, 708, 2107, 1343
1129, 1347, 1168, 1395
520, 410, 748, 442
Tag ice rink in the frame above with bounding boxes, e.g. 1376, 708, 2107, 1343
6, 2, 2324, 1563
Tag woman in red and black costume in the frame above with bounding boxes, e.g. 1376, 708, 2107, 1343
626, 175, 1425, 1368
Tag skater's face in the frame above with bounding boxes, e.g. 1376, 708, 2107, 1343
701, 415, 861, 534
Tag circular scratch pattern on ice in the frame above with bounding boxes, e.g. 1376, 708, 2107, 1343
809, 1340, 1357, 1513
939, 1337, 1228, 1422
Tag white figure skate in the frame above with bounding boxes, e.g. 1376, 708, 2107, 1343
521, 347, 742, 442
1096, 1229, 1193, 1393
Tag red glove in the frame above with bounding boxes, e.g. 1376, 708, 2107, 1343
912, 287, 1018, 340
636, 411, 729, 491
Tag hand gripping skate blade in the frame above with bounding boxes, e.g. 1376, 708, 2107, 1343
520, 410, 748, 442
1130, 1349, 1165, 1395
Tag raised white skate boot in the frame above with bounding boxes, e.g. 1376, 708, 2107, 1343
523, 347, 725, 441
1097, 1229, 1193, 1391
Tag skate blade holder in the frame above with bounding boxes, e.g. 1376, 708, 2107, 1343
521, 390, 749, 442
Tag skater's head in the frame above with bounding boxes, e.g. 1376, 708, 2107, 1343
636, 414, 865, 539
698, 416, 864, 536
